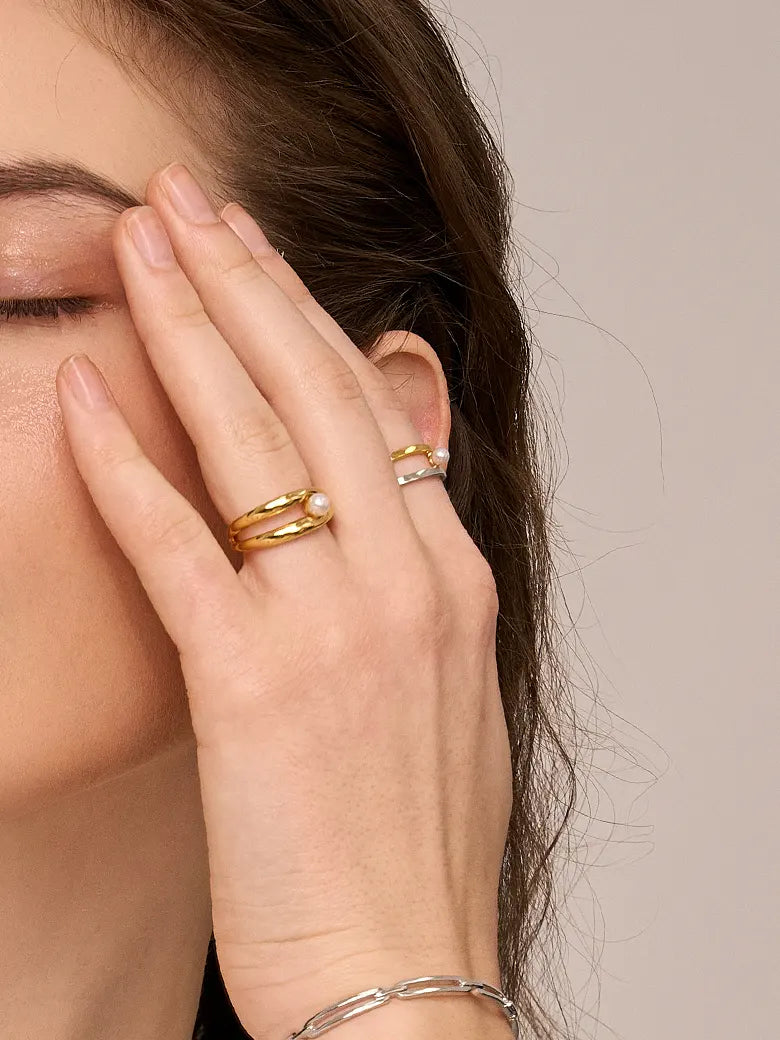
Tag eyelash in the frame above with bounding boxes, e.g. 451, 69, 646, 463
0, 297, 93, 322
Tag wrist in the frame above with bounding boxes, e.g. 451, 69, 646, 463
234, 948, 510, 1040
292, 985, 514, 1040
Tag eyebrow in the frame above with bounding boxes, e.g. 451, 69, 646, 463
0, 157, 144, 213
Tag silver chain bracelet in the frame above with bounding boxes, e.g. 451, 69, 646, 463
284, 974, 521, 1039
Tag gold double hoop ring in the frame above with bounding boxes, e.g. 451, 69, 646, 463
227, 443, 450, 553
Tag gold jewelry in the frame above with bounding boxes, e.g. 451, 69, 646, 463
391, 443, 450, 487
228, 488, 333, 552
226, 444, 450, 554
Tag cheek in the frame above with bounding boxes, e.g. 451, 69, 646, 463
0, 323, 231, 815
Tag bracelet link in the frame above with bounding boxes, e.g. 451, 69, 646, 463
285, 974, 520, 1040
390, 974, 473, 997
295, 986, 391, 1038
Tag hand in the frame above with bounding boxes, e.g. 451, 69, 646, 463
55, 162, 514, 1040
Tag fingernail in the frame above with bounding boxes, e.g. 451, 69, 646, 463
61, 354, 114, 411
221, 203, 275, 256
126, 208, 177, 269
161, 163, 219, 224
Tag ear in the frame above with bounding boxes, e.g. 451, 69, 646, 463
367, 330, 452, 450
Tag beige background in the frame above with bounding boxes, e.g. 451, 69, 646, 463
444, 2, 778, 1038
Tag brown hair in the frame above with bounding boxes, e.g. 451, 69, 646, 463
53, 2, 582, 1036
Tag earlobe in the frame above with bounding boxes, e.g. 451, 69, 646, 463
368, 330, 452, 451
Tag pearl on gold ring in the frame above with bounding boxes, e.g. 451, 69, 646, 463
431, 447, 450, 468
305, 492, 331, 517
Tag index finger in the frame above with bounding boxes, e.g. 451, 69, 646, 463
55, 354, 246, 663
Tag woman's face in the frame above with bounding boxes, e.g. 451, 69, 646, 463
0, 0, 231, 814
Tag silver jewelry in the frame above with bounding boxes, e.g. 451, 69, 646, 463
396, 465, 447, 486
392, 443, 450, 487
284, 974, 520, 1039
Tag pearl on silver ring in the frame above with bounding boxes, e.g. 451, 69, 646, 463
305, 492, 331, 518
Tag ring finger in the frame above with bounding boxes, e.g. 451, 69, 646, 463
219, 204, 457, 548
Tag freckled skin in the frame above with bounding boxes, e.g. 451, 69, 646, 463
0, 6, 233, 815
0, 198, 122, 296
0, 2, 232, 1034
0, 7, 451, 1036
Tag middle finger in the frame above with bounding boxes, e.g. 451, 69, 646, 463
136, 162, 426, 565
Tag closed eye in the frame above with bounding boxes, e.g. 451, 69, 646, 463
0, 297, 94, 322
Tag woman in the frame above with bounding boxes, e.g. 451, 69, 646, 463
2, 1, 578, 1038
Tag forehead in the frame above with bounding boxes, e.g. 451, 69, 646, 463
0, 0, 206, 207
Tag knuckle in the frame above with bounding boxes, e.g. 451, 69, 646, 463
393, 563, 445, 633
467, 552, 500, 614
285, 276, 315, 308
91, 430, 147, 476
168, 297, 212, 331
220, 407, 293, 462
318, 614, 356, 665
221, 251, 267, 290
286, 610, 357, 690
144, 503, 209, 556
305, 355, 363, 402
418, 587, 448, 636
92, 438, 145, 474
